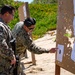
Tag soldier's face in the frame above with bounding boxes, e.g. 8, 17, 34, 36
5, 11, 14, 24
28, 25, 35, 31
8, 11, 14, 23
28, 25, 35, 35
23, 25, 35, 34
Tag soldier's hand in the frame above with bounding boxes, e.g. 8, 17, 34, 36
49, 48, 57, 53
11, 55, 16, 66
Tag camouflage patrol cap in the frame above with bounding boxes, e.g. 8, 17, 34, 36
24, 17, 36, 27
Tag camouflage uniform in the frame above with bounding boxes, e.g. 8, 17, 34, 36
12, 21, 49, 56
12, 22, 50, 74
0, 18, 15, 75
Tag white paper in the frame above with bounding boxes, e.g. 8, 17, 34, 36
23, 6, 27, 18
73, 16, 75, 36
73, 0, 75, 14
71, 42, 75, 62
56, 44, 64, 62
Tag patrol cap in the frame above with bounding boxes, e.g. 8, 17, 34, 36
24, 17, 36, 27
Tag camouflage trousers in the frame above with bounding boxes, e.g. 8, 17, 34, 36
0, 59, 14, 75
12, 54, 26, 75
14, 55, 26, 75
17, 60, 26, 75
0, 66, 14, 75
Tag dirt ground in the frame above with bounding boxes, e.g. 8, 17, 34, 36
21, 30, 75, 75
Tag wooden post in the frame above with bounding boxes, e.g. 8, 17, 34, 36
18, 2, 36, 65
55, 64, 60, 75
18, 2, 30, 21
31, 31, 36, 65
31, 53, 36, 65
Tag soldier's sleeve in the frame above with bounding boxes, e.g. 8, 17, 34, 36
23, 33, 49, 54
0, 25, 14, 60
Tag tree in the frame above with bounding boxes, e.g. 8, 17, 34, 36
32, 0, 57, 4
0, 0, 15, 7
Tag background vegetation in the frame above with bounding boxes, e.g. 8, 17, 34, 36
29, 4, 57, 39
0, 0, 58, 39
32, 0, 57, 4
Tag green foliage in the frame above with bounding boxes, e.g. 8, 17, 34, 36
9, 3, 57, 39
0, 0, 15, 7
32, 0, 57, 4
0, 0, 57, 39
29, 4, 57, 38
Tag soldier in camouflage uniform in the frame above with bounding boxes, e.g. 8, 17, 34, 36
12, 17, 56, 74
0, 5, 16, 75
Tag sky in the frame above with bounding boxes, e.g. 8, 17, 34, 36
14, 0, 33, 3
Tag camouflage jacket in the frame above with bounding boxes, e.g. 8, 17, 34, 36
0, 18, 15, 72
12, 22, 49, 55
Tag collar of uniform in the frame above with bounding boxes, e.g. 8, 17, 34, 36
0, 18, 7, 25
